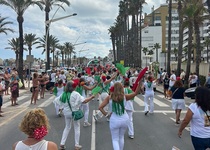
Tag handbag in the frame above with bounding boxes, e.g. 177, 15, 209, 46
18, 80, 23, 88
67, 93, 84, 121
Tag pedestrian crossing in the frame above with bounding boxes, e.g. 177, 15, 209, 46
2, 94, 56, 109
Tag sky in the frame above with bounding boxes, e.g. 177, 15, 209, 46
0, 0, 166, 61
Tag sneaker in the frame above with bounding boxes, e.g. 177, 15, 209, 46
75, 144, 82, 150
83, 122, 91, 127
58, 109, 62, 117
93, 114, 98, 121
59, 145, 66, 150
129, 135, 134, 139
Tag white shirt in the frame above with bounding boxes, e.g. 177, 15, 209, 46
15, 140, 48, 150
86, 76, 95, 86
56, 86, 64, 97
191, 75, 198, 84
124, 88, 134, 111
169, 74, 176, 87
144, 81, 154, 93
189, 103, 210, 138
50, 73, 56, 82
59, 74, 66, 83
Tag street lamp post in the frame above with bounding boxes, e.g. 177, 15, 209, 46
45, 13, 77, 71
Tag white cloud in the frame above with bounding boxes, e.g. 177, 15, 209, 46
0, 0, 166, 61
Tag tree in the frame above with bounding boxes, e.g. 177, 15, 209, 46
39, 0, 70, 70
63, 42, 75, 67
5, 38, 20, 67
173, 48, 178, 61
0, 0, 43, 87
108, 26, 117, 64
204, 37, 210, 64
183, 1, 194, 87
153, 43, 161, 62
0, 15, 14, 34
24, 33, 39, 56
49, 35, 59, 67
167, 0, 172, 75
57, 44, 65, 67
176, 0, 184, 76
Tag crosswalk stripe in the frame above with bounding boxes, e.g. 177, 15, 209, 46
2, 96, 28, 108
154, 98, 169, 107
38, 96, 55, 108
134, 96, 144, 106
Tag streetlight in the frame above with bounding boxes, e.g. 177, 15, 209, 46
45, 13, 77, 71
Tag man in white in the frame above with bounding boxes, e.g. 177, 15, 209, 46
180, 69, 186, 84
169, 70, 176, 89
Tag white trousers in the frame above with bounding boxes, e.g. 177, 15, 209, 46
96, 92, 109, 119
81, 103, 89, 122
110, 113, 129, 150
144, 91, 154, 113
126, 110, 134, 136
54, 103, 60, 115
60, 113, 80, 146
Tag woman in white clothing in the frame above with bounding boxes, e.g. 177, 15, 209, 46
12, 108, 58, 150
58, 81, 95, 150
124, 78, 135, 139
75, 77, 97, 127
142, 75, 155, 115
178, 87, 210, 150
99, 81, 141, 150
53, 79, 65, 116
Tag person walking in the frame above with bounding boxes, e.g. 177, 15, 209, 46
99, 81, 141, 150
53, 79, 65, 116
12, 108, 58, 150
142, 75, 155, 115
55, 81, 95, 150
4, 70, 11, 95
75, 77, 97, 127
163, 74, 170, 99
178, 87, 210, 150
124, 78, 135, 139
169, 78, 186, 124
10, 73, 19, 106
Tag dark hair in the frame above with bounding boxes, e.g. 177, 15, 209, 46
58, 79, 63, 85
79, 78, 85, 83
106, 75, 111, 80
173, 80, 183, 88
195, 87, 210, 112
65, 81, 75, 93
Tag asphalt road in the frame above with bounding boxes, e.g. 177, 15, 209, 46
0, 90, 194, 150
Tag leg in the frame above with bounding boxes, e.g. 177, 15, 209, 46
74, 120, 81, 146
126, 110, 134, 137
110, 126, 120, 150
149, 94, 154, 113
119, 126, 127, 150
176, 109, 181, 123
144, 94, 149, 114
60, 114, 72, 146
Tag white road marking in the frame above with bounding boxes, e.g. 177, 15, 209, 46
135, 110, 187, 113
2, 96, 28, 108
154, 98, 169, 107
91, 110, 96, 150
134, 96, 144, 106
38, 96, 55, 107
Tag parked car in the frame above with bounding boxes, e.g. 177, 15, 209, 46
185, 87, 196, 99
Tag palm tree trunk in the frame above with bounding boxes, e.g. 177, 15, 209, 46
185, 22, 193, 87
52, 51, 55, 67
17, 15, 24, 88
167, 0, 172, 75
194, 21, 201, 79
177, 0, 183, 76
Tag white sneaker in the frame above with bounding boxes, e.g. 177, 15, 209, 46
75, 144, 82, 150
129, 135, 134, 139
83, 122, 91, 127
93, 114, 98, 121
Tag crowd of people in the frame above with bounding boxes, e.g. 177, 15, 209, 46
0, 65, 210, 149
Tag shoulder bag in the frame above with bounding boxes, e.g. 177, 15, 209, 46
172, 88, 179, 98
67, 93, 84, 121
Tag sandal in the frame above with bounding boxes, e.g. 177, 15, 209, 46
59, 145, 66, 150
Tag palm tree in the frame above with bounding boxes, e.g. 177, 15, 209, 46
173, 48, 178, 61
167, 0, 172, 75
24, 33, 39, 56
193, 0, 208, 79
0, 15, 14, 34
176, 0, 184, 76
183, 1, 194, 87
0, 0, 43, 86
5, 38, 20, 67
57, 44, 65, 67
108, 26, 117, 64
38, 0, 70, 70
63, 42, 75, 67
142, 47, 148, 66
204, 37, 210, 64
153, 43, 161, 62
50, 36, 59, 67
